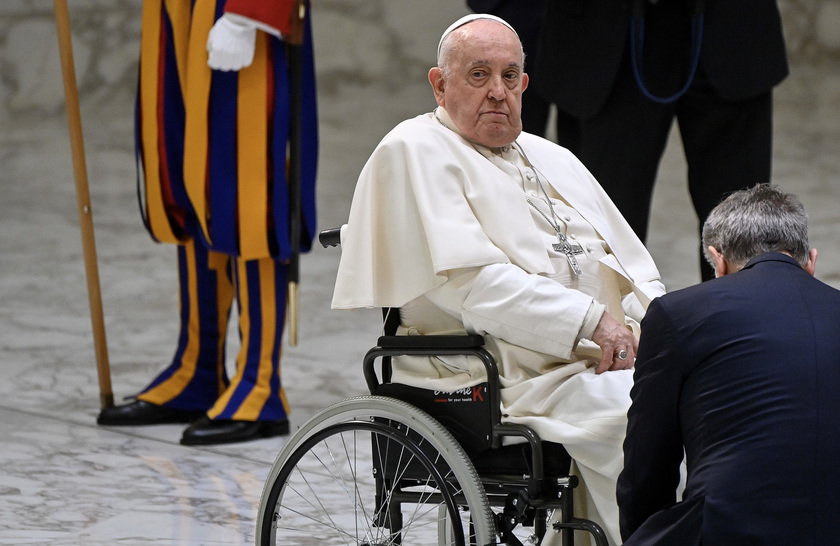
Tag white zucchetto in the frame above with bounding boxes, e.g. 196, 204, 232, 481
437, 13, 519, 63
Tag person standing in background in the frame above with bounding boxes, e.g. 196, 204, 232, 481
97, 0, 318, 446
534, 0, 788, 281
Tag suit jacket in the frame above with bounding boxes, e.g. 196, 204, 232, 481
466, 0, 546, 34
617, 253, 840, 545
534, 0, 789, 118
466, 0, 504, 12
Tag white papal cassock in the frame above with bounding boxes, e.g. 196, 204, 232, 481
332, 107, 665, 545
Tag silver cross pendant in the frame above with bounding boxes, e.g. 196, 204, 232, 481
553, 239, 584, 276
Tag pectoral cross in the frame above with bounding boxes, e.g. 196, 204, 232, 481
526, 196, 585, 276
553, 235, 584, 276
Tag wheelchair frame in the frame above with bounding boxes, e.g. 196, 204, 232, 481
255, 229, 609, 546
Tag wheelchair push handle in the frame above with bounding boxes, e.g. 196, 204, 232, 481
319, 226, 342, 248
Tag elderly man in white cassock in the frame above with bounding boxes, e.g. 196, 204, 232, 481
332, 13, 665, 546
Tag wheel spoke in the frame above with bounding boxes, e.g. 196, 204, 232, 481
256, 397, 495, 546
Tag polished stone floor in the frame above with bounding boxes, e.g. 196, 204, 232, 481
2, 15, 840, 546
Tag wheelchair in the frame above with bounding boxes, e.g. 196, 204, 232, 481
255, 229, 609, 546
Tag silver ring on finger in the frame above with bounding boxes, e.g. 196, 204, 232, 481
617, 349, 628, 361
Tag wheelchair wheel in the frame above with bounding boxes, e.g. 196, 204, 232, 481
256, 396, 495, 546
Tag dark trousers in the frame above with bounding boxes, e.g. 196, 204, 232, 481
555, 53, 773, 281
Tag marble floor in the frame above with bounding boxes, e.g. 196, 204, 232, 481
2, 30, 840, 546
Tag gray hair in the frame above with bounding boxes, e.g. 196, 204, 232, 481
702, 184, 810, 271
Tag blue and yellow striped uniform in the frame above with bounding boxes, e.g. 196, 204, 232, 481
133, 0, 317, 421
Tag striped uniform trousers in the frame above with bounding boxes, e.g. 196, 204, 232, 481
138, 240, 289, 421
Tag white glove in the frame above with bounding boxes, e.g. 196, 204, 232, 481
206, 13, 257, 71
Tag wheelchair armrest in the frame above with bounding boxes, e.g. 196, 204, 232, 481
363, 335, 501, 431
365, 335, 494, 386
376, 334, 485, 349
319, 227, 342, 248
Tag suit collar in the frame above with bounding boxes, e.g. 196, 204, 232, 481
742, 252, 801, 271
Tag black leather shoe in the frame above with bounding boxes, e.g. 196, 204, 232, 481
97, 400, 205, 426
180, 416, 290, 445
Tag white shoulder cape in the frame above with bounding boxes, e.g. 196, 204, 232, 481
332, 113, 663, 309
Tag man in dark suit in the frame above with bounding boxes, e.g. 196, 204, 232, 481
534, 0, 789, 280
617, 184, 840, 544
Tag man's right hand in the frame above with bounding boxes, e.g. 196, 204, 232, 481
591, 312, 638, 374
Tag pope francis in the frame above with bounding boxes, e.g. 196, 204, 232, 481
332, 14, 665, 546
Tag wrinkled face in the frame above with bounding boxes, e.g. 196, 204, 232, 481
430, 19, 528, 148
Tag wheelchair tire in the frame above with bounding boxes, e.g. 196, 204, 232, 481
256, 396, 496, 546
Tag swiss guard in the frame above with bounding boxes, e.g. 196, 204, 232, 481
97, 0, 318, 445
